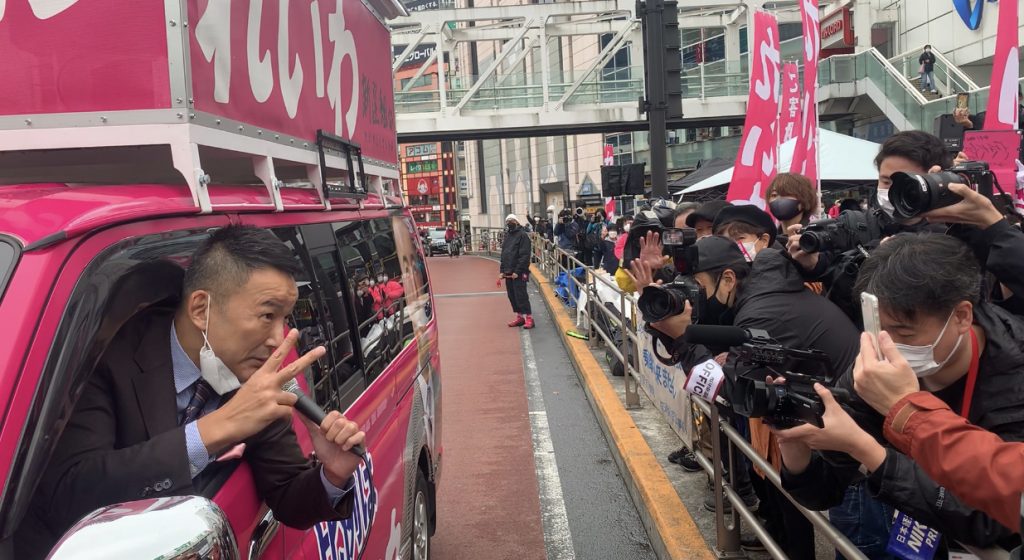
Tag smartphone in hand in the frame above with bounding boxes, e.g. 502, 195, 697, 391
861, 292, 882, 357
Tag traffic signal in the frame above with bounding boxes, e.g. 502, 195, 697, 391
662, 1, 683, 120
638, 0, 683, 120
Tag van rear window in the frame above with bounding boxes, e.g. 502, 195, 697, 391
0, 239, 17, 301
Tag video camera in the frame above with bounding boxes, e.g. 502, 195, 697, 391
798, 210, 880, 254
684, 326, 849, 428
889, 160, 1018, 220
636, 226, 702, 323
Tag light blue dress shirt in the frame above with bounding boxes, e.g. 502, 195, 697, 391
170, 325, 351, 504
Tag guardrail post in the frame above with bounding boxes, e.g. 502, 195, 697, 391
710, 404, 744, 559
586, 270, 599, 349
621, 290, 641, 409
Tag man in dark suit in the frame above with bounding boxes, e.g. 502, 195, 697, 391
16, 226, 365, 558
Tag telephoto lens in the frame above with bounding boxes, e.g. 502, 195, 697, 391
888, 170, 978, 219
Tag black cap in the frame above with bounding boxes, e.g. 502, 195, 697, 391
685, 200, 732, 228
712, 205, 777, 246
688, 235, 750, 274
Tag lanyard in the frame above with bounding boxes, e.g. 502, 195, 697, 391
959, 328, 981, 420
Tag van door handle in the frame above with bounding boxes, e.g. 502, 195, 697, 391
248, 509, 281, 559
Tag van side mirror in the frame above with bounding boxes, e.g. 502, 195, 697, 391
48, 496, 238, 560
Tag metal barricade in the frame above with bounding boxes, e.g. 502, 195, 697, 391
525, 232, 868, 560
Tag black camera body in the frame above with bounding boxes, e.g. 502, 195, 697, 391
888, 161, 994, 220
727, 330, 847, 428
798, 210, 880, 254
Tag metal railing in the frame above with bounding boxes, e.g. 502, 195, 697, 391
519, 233, 867, 560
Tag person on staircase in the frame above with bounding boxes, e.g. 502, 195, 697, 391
919, 45, 938, 95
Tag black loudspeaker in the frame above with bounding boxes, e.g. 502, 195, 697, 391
601, 165, 623, 197
624, 163, 647, 195
934, 113, 965, 153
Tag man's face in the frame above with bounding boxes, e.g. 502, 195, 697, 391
673, 211, 694, 229
694, 218, 714, 239
206, 268, 298, 381
877, 155, 928, 191
694, 270, 735, 305
879, 302, 971, 376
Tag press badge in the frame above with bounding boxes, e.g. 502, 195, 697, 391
887, 510, 942, 560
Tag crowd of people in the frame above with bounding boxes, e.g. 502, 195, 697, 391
580, 129, 1024, 559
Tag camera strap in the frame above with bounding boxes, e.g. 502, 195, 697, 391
958, 328, 981, 420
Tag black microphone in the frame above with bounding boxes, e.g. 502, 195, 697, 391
283, 380, 366, 459
683, 325, 756, 348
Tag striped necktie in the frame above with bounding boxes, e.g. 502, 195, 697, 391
180, 379, 214, 425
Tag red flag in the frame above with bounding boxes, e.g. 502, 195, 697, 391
727, 11, 781, 209
983, 0, 1019, 130
604, 198, 616, 221
779, 63, 802, 144
790, 0, 820, 187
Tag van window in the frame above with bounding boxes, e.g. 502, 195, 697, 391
275, 227, 364, 413
0, 238, 17, 302
1, 228, 215, 540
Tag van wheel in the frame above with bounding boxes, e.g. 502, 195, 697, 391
413, 470, 432, 560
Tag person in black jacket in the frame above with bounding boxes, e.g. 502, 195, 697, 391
500, 214, 534, 329
919, 45, 937, 94
775, 234, 1024, 554
642, 236, 861, 556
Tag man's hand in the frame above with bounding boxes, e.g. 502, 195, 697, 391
953, 107, 973, 129
853, 331, 920, 415
199, 330, 325, 454
785, 224, 820, 272
625, 257, 660, 291
649, 300, 693, 339
773, 383, 886, 472
303, 412, 366, 487
638, 231, 664, 271
920, 181, 1003, 228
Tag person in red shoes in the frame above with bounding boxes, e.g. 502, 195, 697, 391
499, 214, 534, 329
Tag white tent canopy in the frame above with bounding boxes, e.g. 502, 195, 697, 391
679, 129, 881, 194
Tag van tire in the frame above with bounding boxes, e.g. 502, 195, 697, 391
413, 470, 432, 560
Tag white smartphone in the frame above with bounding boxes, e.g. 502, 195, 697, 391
861, 292, 882, 357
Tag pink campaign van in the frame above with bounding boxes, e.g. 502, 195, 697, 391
0, 1, 441, 559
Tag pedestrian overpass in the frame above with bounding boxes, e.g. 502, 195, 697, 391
390, 1, 989, 146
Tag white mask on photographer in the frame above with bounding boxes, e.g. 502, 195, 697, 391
738, 242, 758, 262
876, 188, 896, 218
199, 296, 241, 395
894, 310, 964, 378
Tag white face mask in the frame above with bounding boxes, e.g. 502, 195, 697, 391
894, 310, 964, 378
876, 188, 895, 217
738, 241, 758, 262
623, 223, 632, 232
199, 296, 241, 395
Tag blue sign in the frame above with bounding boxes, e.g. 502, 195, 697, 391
953, 0, 998, 30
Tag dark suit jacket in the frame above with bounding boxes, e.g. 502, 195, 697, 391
15, 308, 352, 558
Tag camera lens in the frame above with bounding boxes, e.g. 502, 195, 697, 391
888, 171, 962, 219
798, 230, 828, 253
638, 285, 687, 323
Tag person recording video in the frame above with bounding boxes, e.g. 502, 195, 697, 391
628, 226, 861, 558
775, 233, 1024, 553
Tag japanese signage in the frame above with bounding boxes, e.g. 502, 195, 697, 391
637, 331, 695, 446
405, 176, 440, 196
727, 10, 780, 209
982, 0, 1019, 131
791, 0, 821, 188
780, 63, 801, 144
405, 144, 439, 158
187, 0, 399, 164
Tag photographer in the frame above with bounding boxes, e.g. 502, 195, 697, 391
854, 330, 1023, 538
554, 208, 580, 265
776, 233, 1024, 552
635, 235, 860, 558
787, 131, 952, 322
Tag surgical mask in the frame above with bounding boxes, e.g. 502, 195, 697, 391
894, 310, 964, 378
623, 223, 632, 232
378, 275, 386, 283
768, 198, 802, 221
199, 296, 241, 395
876, 188, 895, 217
738, 242, 758, 262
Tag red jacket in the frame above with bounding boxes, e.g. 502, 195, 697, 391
445, 228, 457, 242
884, 391, 1024, 531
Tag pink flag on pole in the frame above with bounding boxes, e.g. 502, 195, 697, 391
727, 11, 781, 209
983, 0, 1019, 131
790, 0, 820, 186
780, 63, 802, 144
604, 198, 616, 221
